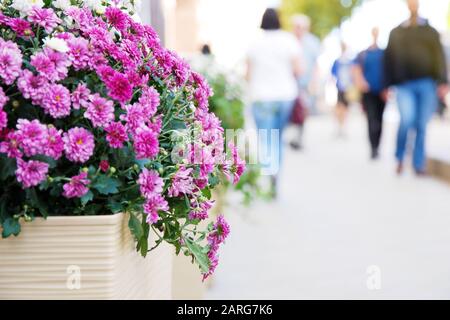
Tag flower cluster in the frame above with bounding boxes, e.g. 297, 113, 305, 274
0, 0, 244, 279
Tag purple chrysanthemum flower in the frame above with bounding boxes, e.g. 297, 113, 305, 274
17, 69, 48, 105
8, 18, 34, 38
15, 119, 48, 157
105, 6, 129, 32
0, 110, 6, 129
0, 39, 22, 85
223, 143, 246, 185
133, 126, 159, 160
28, 7, 61, 33
104, 121, 128, 149
189, 199, 214, 221
143, 195, 169, 224
63, 127, 95, 163
67, 37, 90, 70
71, 83, 91, 110
208, 215, 230, 246
0, 87, 8, 109
42, 84, 71, 119
15, 159, 49, 189
138, 168, 164, 199
0, 131, 22, 158
168, 166, 194, 198
84, 94, 114, 128
63, 172, 90, 198
139, 86, 160, 117
105, 71, 133, 104
44, 126, 64, 160
15, 118, 46, 153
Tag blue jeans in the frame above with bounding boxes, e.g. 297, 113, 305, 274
395, 78, 438, 171
252, 100, 294, 175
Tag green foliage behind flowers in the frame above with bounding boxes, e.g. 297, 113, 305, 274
280, 0, 362, 38
0, 0, 244, 279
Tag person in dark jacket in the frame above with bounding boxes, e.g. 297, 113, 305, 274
384, 0, 448, 175
353, 27, 386, 160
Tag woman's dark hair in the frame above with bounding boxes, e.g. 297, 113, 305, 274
260, 8, 281, 30
201, 44, 212, 55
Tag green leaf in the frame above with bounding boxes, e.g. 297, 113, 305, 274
107, 199, 124, 214
129, 213, 144, 241
26, 189, 48, 218
80, 191, 94, 206
185, 238, 210, 274
1, 218, 21, 238
92, 176, 122, 195
0, 155, 16, 181
201, 187, 212, 200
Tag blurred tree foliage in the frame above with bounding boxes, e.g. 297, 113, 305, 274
280, 0, 362, 38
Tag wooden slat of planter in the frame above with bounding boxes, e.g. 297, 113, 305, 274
0, 213, 173, 300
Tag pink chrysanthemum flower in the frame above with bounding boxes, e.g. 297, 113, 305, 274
63, 172, 90, 198
15, 159, 49, 189
28, 7, 61, 33
30, 51, 56, 80
71, 83, 91, 110
44, 48, 70, 80
8, 18, 34, 38
139, 86, 160, 117
104, 121, 128, 149
120, 103, 148, 134
17, 69, 48, 105
0, 87, 8, 109
138, 168, 164, 199
67, 37, 90, 70
0, 39, 22, 85
44, 126, 64, 160
105, 6, 129, 32
208, 215, 230, 246
84, 94, 114, 128
133, 126, 159, 160
41, 84, 71, 119
168, 167, 194, 198
15, 119, 47, 157
143, 195, 169, 224
189, 199, 213, 221
0, 110, 6, 129
0, 131, 22, 158
223, 143, 246, 185
63, 127, 95, 163
105, 71, 133, 104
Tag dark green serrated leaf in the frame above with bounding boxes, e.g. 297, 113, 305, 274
0, 155, 16, 181
129, 213, 144, 240
26, 189, 48, 218
80, 190, 94, 206
1, 218, 21, 238
185, 238, 210, 274
92, 176, 121, 195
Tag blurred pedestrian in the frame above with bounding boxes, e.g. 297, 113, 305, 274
352, 27, 386, 160
384, 0, 448, 175
247, 8, 302, 198
331, 42, 353, 137
290, 14, 321, 151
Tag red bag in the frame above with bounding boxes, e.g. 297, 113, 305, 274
290, 95, 308, 125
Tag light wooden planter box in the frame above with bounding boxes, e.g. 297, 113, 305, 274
0, 213, 173, 300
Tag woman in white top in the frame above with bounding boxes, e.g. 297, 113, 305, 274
247, 8, 302, 198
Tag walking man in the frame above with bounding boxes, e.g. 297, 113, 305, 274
353, 27, 386, 160
384, 0, 448, 175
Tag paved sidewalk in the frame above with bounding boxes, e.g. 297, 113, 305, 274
206, 113, 450, 299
